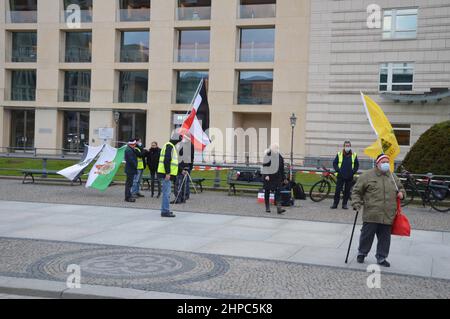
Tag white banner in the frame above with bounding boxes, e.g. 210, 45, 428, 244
57, 145, 104, 181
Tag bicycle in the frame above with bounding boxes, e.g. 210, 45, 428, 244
399, 167, 450, 213
309, 166, 337, 202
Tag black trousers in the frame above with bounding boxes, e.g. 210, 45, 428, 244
149, 169, 161, 196
358, 222, 392, 263
265, 187, 281, 207
125, 173, 134, 200
333, 177, 353, 206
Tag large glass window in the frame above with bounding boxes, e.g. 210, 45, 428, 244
65, 31, 92, 63
64, 71, 91, 102
393, 124, 411, 146
63, 111, 90, 153
63, 0, 93, 23
176, 71, 208, 104
117, 112, 147, 146
238, 71, 273, 105
239, 0, 276, 19
383, 8, 417, 39
119, 0, 151, 22
11, 31, 37, 62
118, 71, 148, 103
380, 63, 414, 92
177, 29, 210, 62
239, 28, 275, 62
11, 70, 36, 101
10, 109, 35, 151
177, 0, 211, 21
120, 31, 150, 62
8, 0, 37, 23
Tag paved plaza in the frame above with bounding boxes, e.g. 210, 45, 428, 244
0, 196, 449, 298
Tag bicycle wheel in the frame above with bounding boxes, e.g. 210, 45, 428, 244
401, 184, 415, 207
309, 180, 331, 202
429, 188, 450, 213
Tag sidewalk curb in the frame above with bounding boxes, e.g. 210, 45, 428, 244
0, 276, 208, 299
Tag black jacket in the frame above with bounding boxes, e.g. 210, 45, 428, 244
261, 151, 285, 190
333, 151, 359, 180
178, 141, 195, 173
124, 146, 138, 175
147, 147, 161, 172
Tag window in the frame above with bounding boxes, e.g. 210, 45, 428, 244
239, 28, 275, 62
63, 111, 90, 153
9, 109, 35, 151
118, 71, 148, 103
176, 71, 208, 104
64, 71, 91, 102
11, 31, 37, 62
65, 31, 92, 62
116, 112, 147, 146
177, 0, 211, 21
393, 124, 411, 146
63, 0, 93, 23
238, 71, 273, 105
8, 0, 37, 23
383, 8, 417, 39
119, 0, 151, 22
11, 70, 36, 101
380, 63, 414, 92
239, 0, 276, 19
177, 29, 210, 62
120, 31, 150, 62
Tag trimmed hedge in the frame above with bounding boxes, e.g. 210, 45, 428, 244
400, 121, 450, 175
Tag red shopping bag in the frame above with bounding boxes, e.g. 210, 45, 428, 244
391, 198, 411, 237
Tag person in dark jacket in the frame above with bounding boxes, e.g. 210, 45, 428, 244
124, 139, 138, 203
173, 139, 195, 204
331, 141, 359, 210
146, 141, 161, 198
158, 132, 183, 218
131, 138, 147, 198
261, 144, 287, 215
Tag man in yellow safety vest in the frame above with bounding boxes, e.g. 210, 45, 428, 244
158, 132, 182, 218
131, 137, 147, 198
331, 141, 359, 210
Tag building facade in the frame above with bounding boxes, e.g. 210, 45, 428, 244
0, 0, 449, 163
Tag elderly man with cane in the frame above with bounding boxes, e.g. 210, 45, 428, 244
346, 154, 405, 267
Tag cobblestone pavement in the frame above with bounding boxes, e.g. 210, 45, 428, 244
1, 237, 449, 299
0, 179, 449, 232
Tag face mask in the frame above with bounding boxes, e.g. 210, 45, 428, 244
137, 143, 142, 147
379, 163, 390, 172
344, 147, 351, 153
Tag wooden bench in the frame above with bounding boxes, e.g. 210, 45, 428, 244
227, 167, 263, 195
141, 176, 205, 193
21, 169, 82, 186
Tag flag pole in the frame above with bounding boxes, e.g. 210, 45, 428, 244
184, 78, 204, 117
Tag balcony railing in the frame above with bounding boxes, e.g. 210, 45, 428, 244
11, 47, 37, 62
176, 48, 210, 63
239, 4, 276, 19
11, 87, 36, 101
118, 8, 151, 22
176, 6, 211, 20
64, 88, 91, 102
238, 47, 274, 62
62, 10, 93, 23
7, 10, 37, 23
120, 49, 149, 63
65, 47, 92, 63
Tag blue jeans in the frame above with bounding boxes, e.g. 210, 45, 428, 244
132, 169, 144, 195
161, 178, 172, 214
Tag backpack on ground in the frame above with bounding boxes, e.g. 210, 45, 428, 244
293, 182, 306, 200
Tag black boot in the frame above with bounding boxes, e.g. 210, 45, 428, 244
265, 198, 271, 213
277, 205, 286, 215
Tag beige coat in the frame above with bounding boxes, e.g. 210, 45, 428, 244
351, 168, 406, 225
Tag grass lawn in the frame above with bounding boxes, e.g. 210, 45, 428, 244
0, 158, 324, 191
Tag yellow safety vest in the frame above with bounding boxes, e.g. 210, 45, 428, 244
338, 152, 357, 169
136, 148, 144, 170
157, 142, 179, 176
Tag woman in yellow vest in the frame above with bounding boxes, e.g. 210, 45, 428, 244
157, 133, 182, 218
131, 138, 146, 198
331, 141, 359, 210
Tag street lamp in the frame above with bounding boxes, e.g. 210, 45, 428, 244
114, 111, 120, 147
290, 113, 298, 181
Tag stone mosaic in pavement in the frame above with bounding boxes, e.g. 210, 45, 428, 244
1, 237, 449, 299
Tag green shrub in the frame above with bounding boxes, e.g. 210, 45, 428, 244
400, 121, 450, 175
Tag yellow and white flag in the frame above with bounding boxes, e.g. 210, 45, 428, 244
361, 92, 400, 172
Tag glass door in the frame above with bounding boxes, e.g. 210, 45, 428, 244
10, 109, 35, 152
63, 111, 90, 154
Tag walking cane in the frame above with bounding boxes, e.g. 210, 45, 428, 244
345, 209, 359, 264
